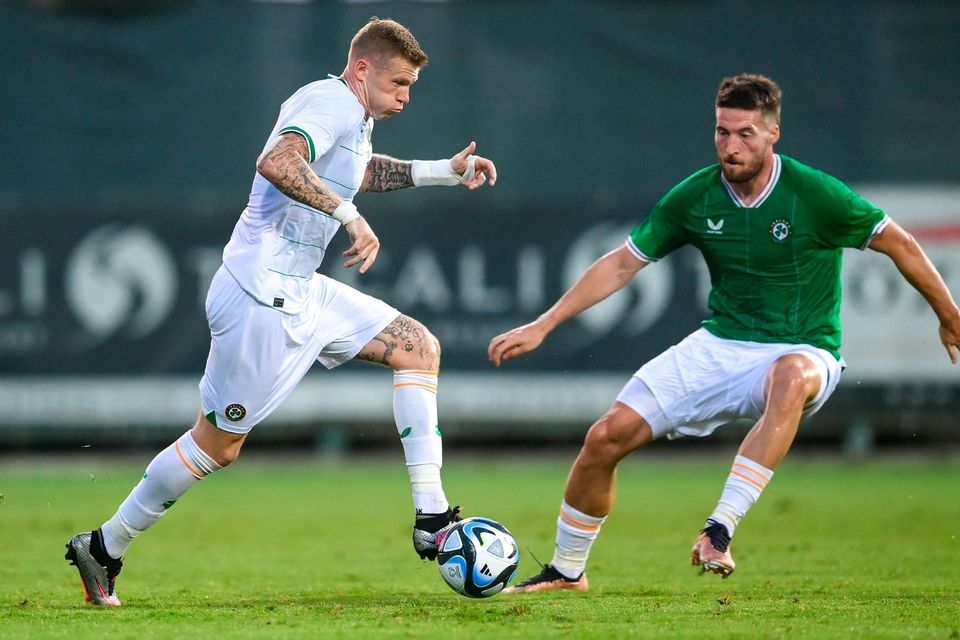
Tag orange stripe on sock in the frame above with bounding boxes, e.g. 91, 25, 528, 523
174, 441, 205, 479
393, 382, 438, 392
733, 462, 771, 482
730, 469, 766, 491
560, 511, 601, 532
396, 370, 439, 376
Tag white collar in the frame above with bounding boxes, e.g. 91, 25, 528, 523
721, 154, 781, 208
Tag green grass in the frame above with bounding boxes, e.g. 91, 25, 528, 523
1, 454, 958, 639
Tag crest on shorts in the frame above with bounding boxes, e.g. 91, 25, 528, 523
770, 219, 792, 243
224, 403, 247, 422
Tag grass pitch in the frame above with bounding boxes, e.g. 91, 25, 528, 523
1, 453, 958, 639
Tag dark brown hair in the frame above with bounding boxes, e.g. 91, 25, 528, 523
716, 74, 782, 124
350, 17, 428, 68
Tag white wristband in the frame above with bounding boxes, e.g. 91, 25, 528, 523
331, 200, 361, 225
411, 156, 478, 187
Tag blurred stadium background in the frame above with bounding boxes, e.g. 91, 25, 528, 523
1, 0, 958, 457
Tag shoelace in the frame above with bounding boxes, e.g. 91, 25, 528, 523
527, 548, 546, 572
702, 519, 731, 552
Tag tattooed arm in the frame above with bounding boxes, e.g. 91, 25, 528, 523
257, 132, 382, 273
371, 142, 498, 191
360, 154, 415, 193
256, 132, 343, 213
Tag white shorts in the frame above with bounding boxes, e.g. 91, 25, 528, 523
615, 328, 843, 440
198, 265, 399, 434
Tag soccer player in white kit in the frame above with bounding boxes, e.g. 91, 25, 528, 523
489, 74, 960, 592
65, 18, 497, 606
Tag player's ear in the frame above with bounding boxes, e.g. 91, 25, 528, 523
354, 57, 371, 80
768, 122, 781, 144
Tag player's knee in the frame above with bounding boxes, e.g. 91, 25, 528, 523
427, 331, 441, 368
191, 417, 245, 467
214, 445, 242, 468
767, 355, 818, 405
193, 438, 241, 468
412, 323, 441, 371
581, 415, 638, 463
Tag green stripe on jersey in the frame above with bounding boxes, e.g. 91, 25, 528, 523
290, 203, 335, 220
318, 174, 360, 191
279, 126, 316, 162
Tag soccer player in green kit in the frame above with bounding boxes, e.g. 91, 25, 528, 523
489, 74, 960, 591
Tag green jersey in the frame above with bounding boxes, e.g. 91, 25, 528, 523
628, 154, 887, 359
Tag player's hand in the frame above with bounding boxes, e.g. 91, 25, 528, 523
939, 313, 960, 364
342, 216, 380, 274
488, 321, 548, 366
450, 141, 497, 190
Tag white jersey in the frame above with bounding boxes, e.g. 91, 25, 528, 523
222, 75, 374, 314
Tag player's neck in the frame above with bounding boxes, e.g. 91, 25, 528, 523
728, 153, 776, 206
341, 69, 371, 118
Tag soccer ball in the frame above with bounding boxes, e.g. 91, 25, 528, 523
436, 517, 519, 598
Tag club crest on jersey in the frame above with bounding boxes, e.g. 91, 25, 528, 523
224, 403, 247, 422
770, 219, 792, 243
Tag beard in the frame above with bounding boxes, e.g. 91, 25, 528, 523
720, 150, 767, 184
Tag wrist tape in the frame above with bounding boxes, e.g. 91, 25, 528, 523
411, 156, 477, 187
332, 200, 361, 225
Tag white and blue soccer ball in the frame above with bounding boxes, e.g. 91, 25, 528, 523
436, 517, 519, 598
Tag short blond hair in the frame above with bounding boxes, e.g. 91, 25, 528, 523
350, 17, 428, 68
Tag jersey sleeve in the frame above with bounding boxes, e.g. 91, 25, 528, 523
813, 174, 888, 250
626, 191, 689, 262
277, 92, 345, 164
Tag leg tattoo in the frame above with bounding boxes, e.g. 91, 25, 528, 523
356, 315, 439, 369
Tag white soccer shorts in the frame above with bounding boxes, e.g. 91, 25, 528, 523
616, 328, 843, 440
198, 265, 399, 434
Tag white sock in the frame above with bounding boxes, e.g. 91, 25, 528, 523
408, 463, 448, 514
394, 370, 448, 514
552, 501, 606, 579
707, 455, 774, 537
100, 431, 221, 559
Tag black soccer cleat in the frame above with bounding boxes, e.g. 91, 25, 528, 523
412, 505, 461, 560
503, 563, 588, 593
65, 529, 123, 606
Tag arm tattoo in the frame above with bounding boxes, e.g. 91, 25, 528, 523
258, 133, 342, 213
361, 154, 415, 193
